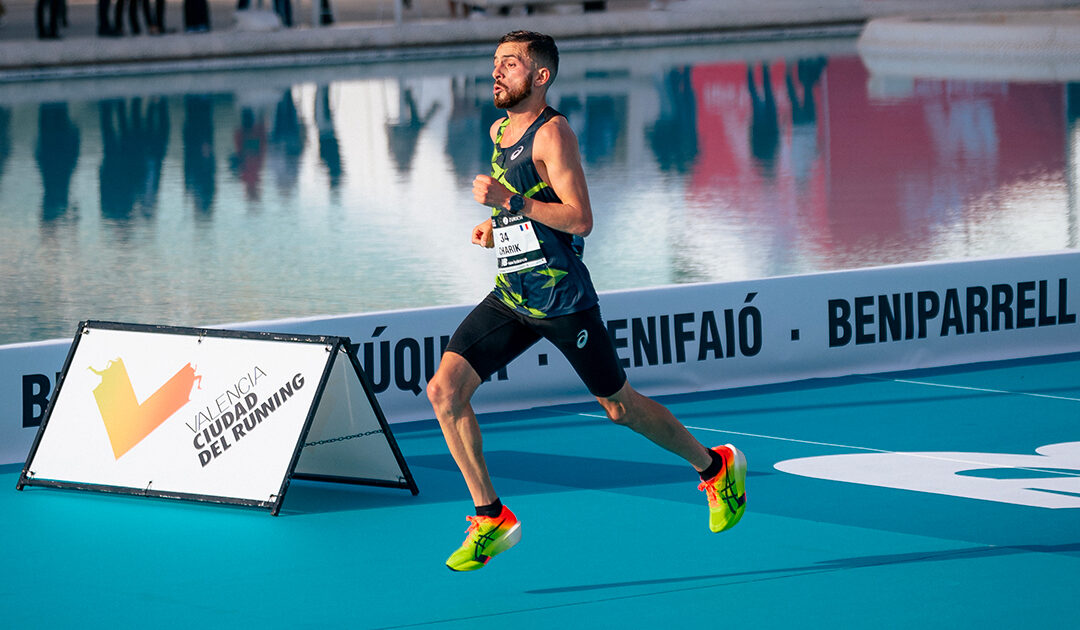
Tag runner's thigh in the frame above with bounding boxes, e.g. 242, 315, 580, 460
445, 293, 542, 381
538, 306, 626, 398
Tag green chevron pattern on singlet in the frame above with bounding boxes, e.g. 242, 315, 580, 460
494, 274, 545, 318
491, 117, 551, 318
490, 119, 550, 201
488, 108, 599, 319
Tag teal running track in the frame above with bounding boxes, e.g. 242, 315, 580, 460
3, 353, 1079, 628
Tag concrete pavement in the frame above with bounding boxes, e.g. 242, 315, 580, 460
857, 7, 1080, 80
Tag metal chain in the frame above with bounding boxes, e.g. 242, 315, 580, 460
304, 429, 384, 447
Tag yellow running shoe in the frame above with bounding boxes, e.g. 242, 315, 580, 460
698, 444, 747, 532
445, 505, 521, 571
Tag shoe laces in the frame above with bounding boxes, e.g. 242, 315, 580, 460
698, 478, 720, 505
463, 514, 494, 539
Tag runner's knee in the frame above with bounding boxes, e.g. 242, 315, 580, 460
426, 359, 477, 419
597, 380, 639, 427
601, 399, 632, 427
426, 370, 461, 416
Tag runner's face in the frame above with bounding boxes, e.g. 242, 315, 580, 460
492, 43, 535, 109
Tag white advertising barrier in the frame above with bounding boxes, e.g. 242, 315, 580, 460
17, 322, 418, 513
3, 251, 1078, 467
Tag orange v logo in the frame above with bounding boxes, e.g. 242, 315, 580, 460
89, 358, 201, 459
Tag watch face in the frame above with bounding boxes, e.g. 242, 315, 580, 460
510, 194, 525, 213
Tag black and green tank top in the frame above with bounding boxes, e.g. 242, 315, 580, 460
489, 107, 599, 318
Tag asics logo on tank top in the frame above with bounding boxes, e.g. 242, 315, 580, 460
510, 146, 525, 161
576, 329, 588, 349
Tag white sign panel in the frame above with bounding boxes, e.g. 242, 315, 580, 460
294, 346, 414, 486
18, 323, 417, 513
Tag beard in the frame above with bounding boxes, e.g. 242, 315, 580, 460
494, 73, 533, 109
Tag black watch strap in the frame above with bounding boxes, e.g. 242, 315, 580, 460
508, 193, 525, 215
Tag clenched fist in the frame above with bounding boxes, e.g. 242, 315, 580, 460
473, 175, 512, 209
472, 219, 494, 248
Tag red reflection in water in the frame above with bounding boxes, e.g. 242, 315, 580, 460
688, 57, 1065, 269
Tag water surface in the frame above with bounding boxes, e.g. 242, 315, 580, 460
0, 38, 1076, 345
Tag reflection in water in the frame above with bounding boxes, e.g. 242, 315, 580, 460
0, 107, 10, 192
99, 97, 169, 221
386, 82, 441, 175
269, 89, 305, 198
229, 102, 268, 202
823, 57, 1066, 268
0, 43, 1075, 344
647, 67, 697, 174
183, 94, 219, 217
36, 102, 80, 223
786, 57, 826, 189
557, 89, 627, 166
1067, 83, 1079, 248
316, 84, 343, 195
748, 63, 780, 179
445, 76, 497, 184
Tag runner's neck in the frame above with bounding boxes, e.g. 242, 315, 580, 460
501, 103, 548, 147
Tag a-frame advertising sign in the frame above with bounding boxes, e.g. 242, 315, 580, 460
18, 321, 418, 515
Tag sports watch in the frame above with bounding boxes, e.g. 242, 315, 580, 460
507, 193, 525, 215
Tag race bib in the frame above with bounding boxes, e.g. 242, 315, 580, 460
493, 214, 546, 273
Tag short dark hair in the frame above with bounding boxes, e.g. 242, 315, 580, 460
498, 30, 559, 83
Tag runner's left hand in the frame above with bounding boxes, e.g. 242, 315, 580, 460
472, 220, 493, 248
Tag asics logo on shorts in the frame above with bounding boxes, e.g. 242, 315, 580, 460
576, 329, 588, 349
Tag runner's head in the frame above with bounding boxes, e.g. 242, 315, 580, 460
498, 31, 559, 84
493, 31, 559, 109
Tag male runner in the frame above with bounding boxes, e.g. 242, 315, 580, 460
427, 31, 747, 572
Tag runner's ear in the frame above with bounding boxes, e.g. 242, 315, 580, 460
534, 67, 551, 89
